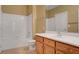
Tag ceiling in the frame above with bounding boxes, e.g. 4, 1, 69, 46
46, 5, 59, 10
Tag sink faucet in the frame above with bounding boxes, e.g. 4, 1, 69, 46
57, 31, 62, 37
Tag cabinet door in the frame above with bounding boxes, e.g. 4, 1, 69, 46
44, 38, 55, 47
35, 36, 43, 42
36, 42, 43, 54
56, 42, 70, 54
44, 45, 55, 54
56, 49, 64, 54
69, 46, 79, 54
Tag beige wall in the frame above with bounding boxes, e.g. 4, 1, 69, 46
32, 6, 46, 36
47, 5, 79, 32
0, 5, 1, 12
2, 5, 32, 16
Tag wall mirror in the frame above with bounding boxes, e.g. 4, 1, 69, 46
46, 5, 79, 33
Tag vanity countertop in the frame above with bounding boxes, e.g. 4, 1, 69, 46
35, 33, 79, 47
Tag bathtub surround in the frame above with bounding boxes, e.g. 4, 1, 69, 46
1, 5, 46, 52
27, 14, 32, 38
1, 12, 32, 51
0, 6, 2, 52
2, 5, 46, 37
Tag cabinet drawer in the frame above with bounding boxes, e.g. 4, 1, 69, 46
69, 46, 79, 54
56, 42, 70, 53
35, 35, 44, 42
44, 38, 55, 47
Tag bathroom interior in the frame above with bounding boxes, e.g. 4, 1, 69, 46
0, 5, 79, 54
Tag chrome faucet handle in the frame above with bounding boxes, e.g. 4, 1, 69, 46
57, 31, 62, 37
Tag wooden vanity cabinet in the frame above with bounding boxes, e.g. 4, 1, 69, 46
56, 49, 64, 54
35, 35, 55, 54
56, 42, 79, 54
36, 41, 43, 54
44, 38, 55, 47
56, 42, 70, 54
44, 45, 55, 54
68, 45, 79, 54
44, 38, 55, 54
35, 35, 44, 54
35, 35, 43, 42
35, 35, 79, 54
